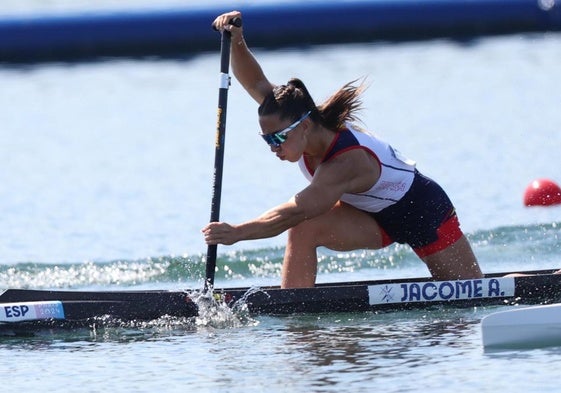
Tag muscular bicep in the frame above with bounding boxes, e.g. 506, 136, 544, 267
292, 182, 343, 220
294, 149, 379, 219
230, 43, 275, 104
250, 79, 275, 105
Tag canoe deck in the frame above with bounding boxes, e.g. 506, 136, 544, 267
1, 269, 560, 332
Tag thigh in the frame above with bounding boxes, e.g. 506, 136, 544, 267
421, 235, 483, 280
298, 201, 386, 251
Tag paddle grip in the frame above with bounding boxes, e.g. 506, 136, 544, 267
212, 17, 243, 31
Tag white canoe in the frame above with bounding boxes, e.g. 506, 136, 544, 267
481, 303, 561, 349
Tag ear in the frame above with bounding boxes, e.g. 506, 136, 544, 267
301, 117, 312, 132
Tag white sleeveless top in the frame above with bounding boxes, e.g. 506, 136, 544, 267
298, 123, 416, 213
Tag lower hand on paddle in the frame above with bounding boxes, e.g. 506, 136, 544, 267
202, 222, 240, 246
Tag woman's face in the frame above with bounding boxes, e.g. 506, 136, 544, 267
258, 113, 309, 163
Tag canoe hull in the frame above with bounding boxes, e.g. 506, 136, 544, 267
1, 270, 560, 331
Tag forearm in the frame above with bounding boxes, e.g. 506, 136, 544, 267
236, 202, 305, 241
237, 182, 344, 242
213, 11, 273, 103
203, 183, 341, 246
230, 35, 273, 104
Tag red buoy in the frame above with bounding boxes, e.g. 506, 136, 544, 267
523, 178, 561, 206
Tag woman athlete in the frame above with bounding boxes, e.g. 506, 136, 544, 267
203, 10, 484, 288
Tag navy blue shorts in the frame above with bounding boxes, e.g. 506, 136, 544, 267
370, 170, 462, 256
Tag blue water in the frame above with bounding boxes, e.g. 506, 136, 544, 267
1, 2, 561, 392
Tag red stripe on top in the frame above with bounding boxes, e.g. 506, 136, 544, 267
412, 215, 463, 258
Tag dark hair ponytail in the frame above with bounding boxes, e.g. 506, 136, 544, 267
317, 79, 365, 129
258, 77, 366, 130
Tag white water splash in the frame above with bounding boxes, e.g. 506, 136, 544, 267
189, 287, 262, 329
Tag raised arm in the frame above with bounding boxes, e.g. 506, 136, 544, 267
212, 10, 275, 104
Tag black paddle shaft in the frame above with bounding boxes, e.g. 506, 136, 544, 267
205, 18, 242, 290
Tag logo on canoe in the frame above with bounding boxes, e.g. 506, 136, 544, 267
368, 277, 515, 305
1, 301, 65, 322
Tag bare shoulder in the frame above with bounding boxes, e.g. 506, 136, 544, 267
314, 149, 380, 193
325, 148, 379, 173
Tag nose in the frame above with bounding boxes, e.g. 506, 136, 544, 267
270, 144, 281, 153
